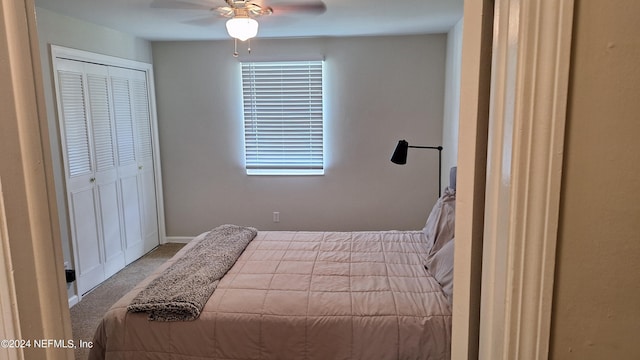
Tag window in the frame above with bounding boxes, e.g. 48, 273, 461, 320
241, 60, 324, 175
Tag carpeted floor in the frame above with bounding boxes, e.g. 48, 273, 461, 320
70, 243, 185, 360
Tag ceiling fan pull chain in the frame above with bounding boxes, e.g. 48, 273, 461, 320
233, 38, 239, 57
248, 39, 251, 54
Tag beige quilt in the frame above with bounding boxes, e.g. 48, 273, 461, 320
90, 230, 452, 360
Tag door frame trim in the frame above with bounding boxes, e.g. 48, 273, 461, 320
478, 0, 575, 359
451, 0, 494, 358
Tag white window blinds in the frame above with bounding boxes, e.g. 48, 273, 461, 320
241, 61, 324, 175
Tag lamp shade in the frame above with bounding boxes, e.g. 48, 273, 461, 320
226, 17, 259, 41
391, 140, 409, 164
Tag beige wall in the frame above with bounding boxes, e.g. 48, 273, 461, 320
152, 35, 447, 237
551, 0, 640, 358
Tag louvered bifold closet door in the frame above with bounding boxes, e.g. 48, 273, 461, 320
54, 51, 162, 299
55, 60, 126, 294
56, 59, 103, 295
130, 70, 159, 254
109, 67, 145, 264
86, 63, 126, 280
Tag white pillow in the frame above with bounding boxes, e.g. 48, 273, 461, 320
422, 187, 456, 256
426, 238, 454, 303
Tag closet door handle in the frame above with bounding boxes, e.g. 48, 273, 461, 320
138, 165, 143, 170
89, 177, 96, 183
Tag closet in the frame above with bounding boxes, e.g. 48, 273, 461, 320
52, 47, 162, 296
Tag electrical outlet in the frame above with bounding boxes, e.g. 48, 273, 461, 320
273, 212, 280, 223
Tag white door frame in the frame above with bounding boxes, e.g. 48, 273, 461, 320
476, 0, 574, 359
451, 0, 494, 358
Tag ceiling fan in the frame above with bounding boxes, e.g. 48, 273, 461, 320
151, 0, 327, 41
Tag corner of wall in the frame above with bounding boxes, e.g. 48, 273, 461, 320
441, 18, 464, 189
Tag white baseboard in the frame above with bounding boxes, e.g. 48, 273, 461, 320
165, 236, 193, 244
68, 294, 79, 308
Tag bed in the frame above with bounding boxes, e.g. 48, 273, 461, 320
89, 169, 457, 360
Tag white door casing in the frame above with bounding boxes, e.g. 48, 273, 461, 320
477, 0, 574, 359
451, 0, 494, 358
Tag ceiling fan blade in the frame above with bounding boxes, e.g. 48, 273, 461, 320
150, 0, 217, 10
269, 1, 326, 15
183, 16, 223, 27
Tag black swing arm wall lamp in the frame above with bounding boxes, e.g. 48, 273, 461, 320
391, 140, 444, 197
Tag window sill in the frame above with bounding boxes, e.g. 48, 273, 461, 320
246, 169, 325, 176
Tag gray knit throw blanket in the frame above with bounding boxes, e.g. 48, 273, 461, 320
127, 224, 258, 321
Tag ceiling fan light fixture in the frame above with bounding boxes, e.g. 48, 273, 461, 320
226, 17, 259, 41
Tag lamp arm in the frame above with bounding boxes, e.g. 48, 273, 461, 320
408, 145, 443, 151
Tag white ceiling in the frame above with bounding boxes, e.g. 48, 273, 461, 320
34, 0, 464, 41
